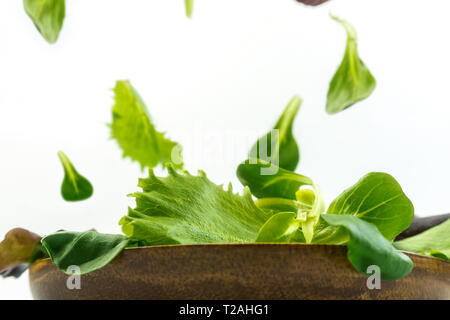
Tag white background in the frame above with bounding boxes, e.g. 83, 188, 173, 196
1, 0, 449, 299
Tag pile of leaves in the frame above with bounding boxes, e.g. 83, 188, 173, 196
1, 13, 448, 283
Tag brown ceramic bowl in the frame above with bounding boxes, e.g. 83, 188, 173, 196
29, 243, 450, 300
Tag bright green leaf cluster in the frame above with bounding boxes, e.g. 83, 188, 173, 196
236, 100, 415, 279
247, 170, 415, 279
2, 6, 447, 286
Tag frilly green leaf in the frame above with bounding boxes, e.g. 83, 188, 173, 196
110, 80, 183, 170
120, 165, 272, 245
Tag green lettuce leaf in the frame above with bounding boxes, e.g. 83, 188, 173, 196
322, 214, 413, 280
58, 151, 93, 202
255, 212, 300, 243
236, 158, 324, 243
299, 184, 326, 243
23, 0, 65, 44
0, 228, 42, 275
237, 159, 312, 200
253, 211, 311, 245
249, 96, 302, 171
110, 80, 183, 170
120, 165, 272, 245
254, 197, 300, 213
394, 218, 450, 260
326, 14, 376, 114
41, 231, 128, 275
310, 216, 349, 245
185, 0, 194, 18
327, 172, 414, 240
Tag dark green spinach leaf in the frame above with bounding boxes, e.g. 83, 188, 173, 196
58, 151, 93, 202
249, 96, 302, 171
327, 172, 414, 240
322, 214, 413, 280
237, 159, 312, 200
41, 231, 128, 275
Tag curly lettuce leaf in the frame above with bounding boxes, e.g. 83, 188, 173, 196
120, 165, 272, 245
326, 14, 376, 114
110, 80, 183, 170
23, 0, 65, 43
394, 218, 450, 260
42, 231, 128, 275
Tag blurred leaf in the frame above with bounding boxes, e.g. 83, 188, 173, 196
0, 228, 41, 276
185, 0, 194, 18
295, 0, 329, 6
395, 218, 450, 260
23, 0, 65, 43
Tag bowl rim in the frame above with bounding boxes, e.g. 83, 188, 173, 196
31, 242, 450, 265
